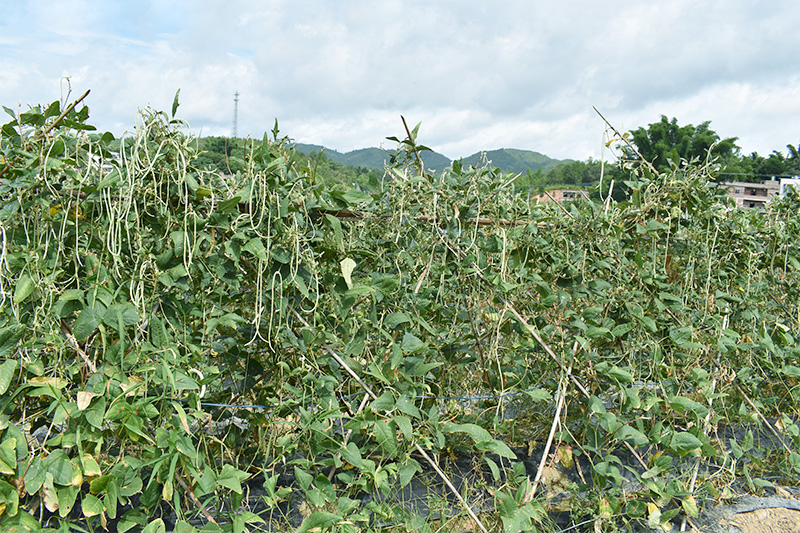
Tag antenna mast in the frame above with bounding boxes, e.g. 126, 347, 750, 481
231, 91, 239, 138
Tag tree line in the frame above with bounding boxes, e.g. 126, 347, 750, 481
193, 116, 799, 195
195, 136, 382, 188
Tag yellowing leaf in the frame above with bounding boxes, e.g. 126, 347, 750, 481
28, 376, 67, 389
77, 391, 97, 410
81, 454, 102, 477
43, 473, 58, 513
646, 502, 661, 529
681, 494, 699, 517
162, 479, 173, 501
120, 376, 145, 397
557, 445, 574, 469
340, 257, 356, 289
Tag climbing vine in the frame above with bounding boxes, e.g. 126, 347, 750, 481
0, 92, 799, 532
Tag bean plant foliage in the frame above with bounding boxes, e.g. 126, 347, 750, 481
0, 91, 799, 533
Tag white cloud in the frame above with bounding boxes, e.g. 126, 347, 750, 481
1, 1, 799, 161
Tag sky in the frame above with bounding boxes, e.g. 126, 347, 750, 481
1, 1, 799, 162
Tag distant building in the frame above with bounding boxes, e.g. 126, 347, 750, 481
720, 179, 780, 210
780, 177, 800, 198
530, 188, 589, 204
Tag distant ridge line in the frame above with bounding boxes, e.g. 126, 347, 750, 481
291, 143, 566, 174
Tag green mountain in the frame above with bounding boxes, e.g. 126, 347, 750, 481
461, 148, 565, 174
292, 143, 564, 175
292, 144, 388, 169
292, 143, 451, 173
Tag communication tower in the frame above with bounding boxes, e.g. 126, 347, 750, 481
231, 92, 239, 138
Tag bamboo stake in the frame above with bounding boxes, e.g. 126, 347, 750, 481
177, 477, 218, 525
40, 89, 92, 138
735, 383, 793, 455
532, 357, 573, 495
0, 90, 92, 180
592, 106, 659, 178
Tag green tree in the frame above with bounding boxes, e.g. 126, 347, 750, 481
785, 142, 800, 175
626, 116, 739, 173
195, 136, 246, 174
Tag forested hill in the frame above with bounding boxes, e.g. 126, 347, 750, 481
292, 143, 452, 173
461, 148, 566, 174
196, 136, 599, 192
292, 143, 564, 174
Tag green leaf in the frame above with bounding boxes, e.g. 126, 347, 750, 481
484, 456, 501, 481
443, 422, 491, 443
791, 452, 800, 474
617, 424, 649, 446
525, 388, 552, 402
216, 464, 247, 494
476, 438, 516, 459
73, 307, 102, 341
0, 509, 40, 531
45, 450, 74, 486
216, 196, 241, 214
143, 519, 166, 533
586, 326, 611, 339
0, 358, 18, 395
398, 460, 419, 487
370, 273, 399, 293
393, 415, 413, 440
669, 327, 693, 347
595, 362, 634, 384
669, 396, 709, 420
243, 237, 268, 261
0, 438, 17, 473
373, 419, 398, 456
385, 312, 411, 330
341, 189, 371, 205
0, 326, 23, 358
102, 303, 140, 330
370, 391, 395, 412
394, 395, 421, 418
57, 484, 79, 518
13, 273, 35, 304
681, 494, 699, 518
82, 493, 105, 517
611, 321, 636, 338
171, 89, 181, 118
400, 332, 425, 353
174, 521, 199, 533
782, 365, 800, 378
589, 396, 606, 414
406, 360, 441, 377
670, 431, 702, 453
0, 481, 19, 521
294, 467, 312, 492
150, 316, 170, 346
297, 511, 340, 533
730, 437, 744, 459
340, 442, 364, 469
640, 316, 657, 332
324, 214, 344, 251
